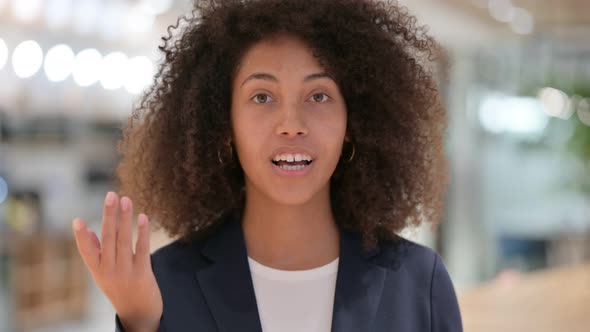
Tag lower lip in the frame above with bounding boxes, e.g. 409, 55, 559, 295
271, 161, 314, 177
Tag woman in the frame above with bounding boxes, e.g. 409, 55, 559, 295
72, 0, 462, 331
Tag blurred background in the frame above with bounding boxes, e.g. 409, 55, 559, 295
0, 0, 588, 331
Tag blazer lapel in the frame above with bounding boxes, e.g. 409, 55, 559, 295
195, 211, 263, 332
331, 228, 388, 332
195, 210, 388, 332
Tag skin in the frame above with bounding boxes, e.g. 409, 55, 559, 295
231, 34, 347, 270
72, 193, 161, 332
71, 34, 347, 332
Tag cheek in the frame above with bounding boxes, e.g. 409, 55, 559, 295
231, 113, 268, 169
325, 115, 347, 168
315, 112, 347, 149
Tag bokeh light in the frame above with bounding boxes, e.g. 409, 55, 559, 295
100, 51, 128, 90
124, 56, 154, 94
12, 40, 43, 78
479, 95, 548, 135
44, 44, 75, 82
538, 87, 573, 120
72, 48, 102, 87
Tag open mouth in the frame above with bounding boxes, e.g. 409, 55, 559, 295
271, 159, 313, 171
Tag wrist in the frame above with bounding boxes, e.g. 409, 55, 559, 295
119, 314, 161, 332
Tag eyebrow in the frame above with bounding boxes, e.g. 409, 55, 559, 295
240, 72, 333, 87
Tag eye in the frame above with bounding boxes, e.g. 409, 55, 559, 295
310, 93, 330, 103
251, 93, 274, 104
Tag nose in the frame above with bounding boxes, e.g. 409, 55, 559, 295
275, 103, 308, 138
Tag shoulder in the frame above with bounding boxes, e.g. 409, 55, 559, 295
372, 236, 456, 294
375, 237, 463, 331
149, 217, 233, 272
373, 236, 441, 274
149, 237, 209, 276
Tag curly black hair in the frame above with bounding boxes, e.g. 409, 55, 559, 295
115, 0, 449, 252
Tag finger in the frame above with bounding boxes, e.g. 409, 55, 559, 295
87, 228, 101, 250
72, 218, 100, 269
134, 213, 151, 270
100, 191, 118, 267
116, 196, 134, 265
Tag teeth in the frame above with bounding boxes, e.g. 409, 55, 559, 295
273, 153, 312, 162
278, 164, 308, 171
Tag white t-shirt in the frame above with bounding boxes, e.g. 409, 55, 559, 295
247, 256, 339, 332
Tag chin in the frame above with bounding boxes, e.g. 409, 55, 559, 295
244, 171, 329, 206
267, 188, 318, 206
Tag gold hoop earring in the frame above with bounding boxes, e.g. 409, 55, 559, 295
342, 141, 355, 163
218, 140, 233, 165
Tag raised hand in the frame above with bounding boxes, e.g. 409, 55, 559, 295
72, 192, 162, 332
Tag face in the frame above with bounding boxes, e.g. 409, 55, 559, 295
230, 34, 347, 206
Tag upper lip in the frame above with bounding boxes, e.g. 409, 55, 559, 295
270, 146, 316, 161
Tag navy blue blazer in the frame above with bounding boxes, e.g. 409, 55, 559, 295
116, 210, 463, 331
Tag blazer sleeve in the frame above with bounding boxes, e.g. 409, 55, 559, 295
115, 309, 167, 332
114, 314, 128, 332
430, 253, 463, 332
115, 313, 167, 332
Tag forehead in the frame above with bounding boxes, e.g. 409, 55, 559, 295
235, 35, 324, 77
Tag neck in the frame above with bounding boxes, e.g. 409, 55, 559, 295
241, 184, 340, 271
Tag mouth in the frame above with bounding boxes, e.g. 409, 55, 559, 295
269, 148, 315, 175
271, 159, 314, 171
